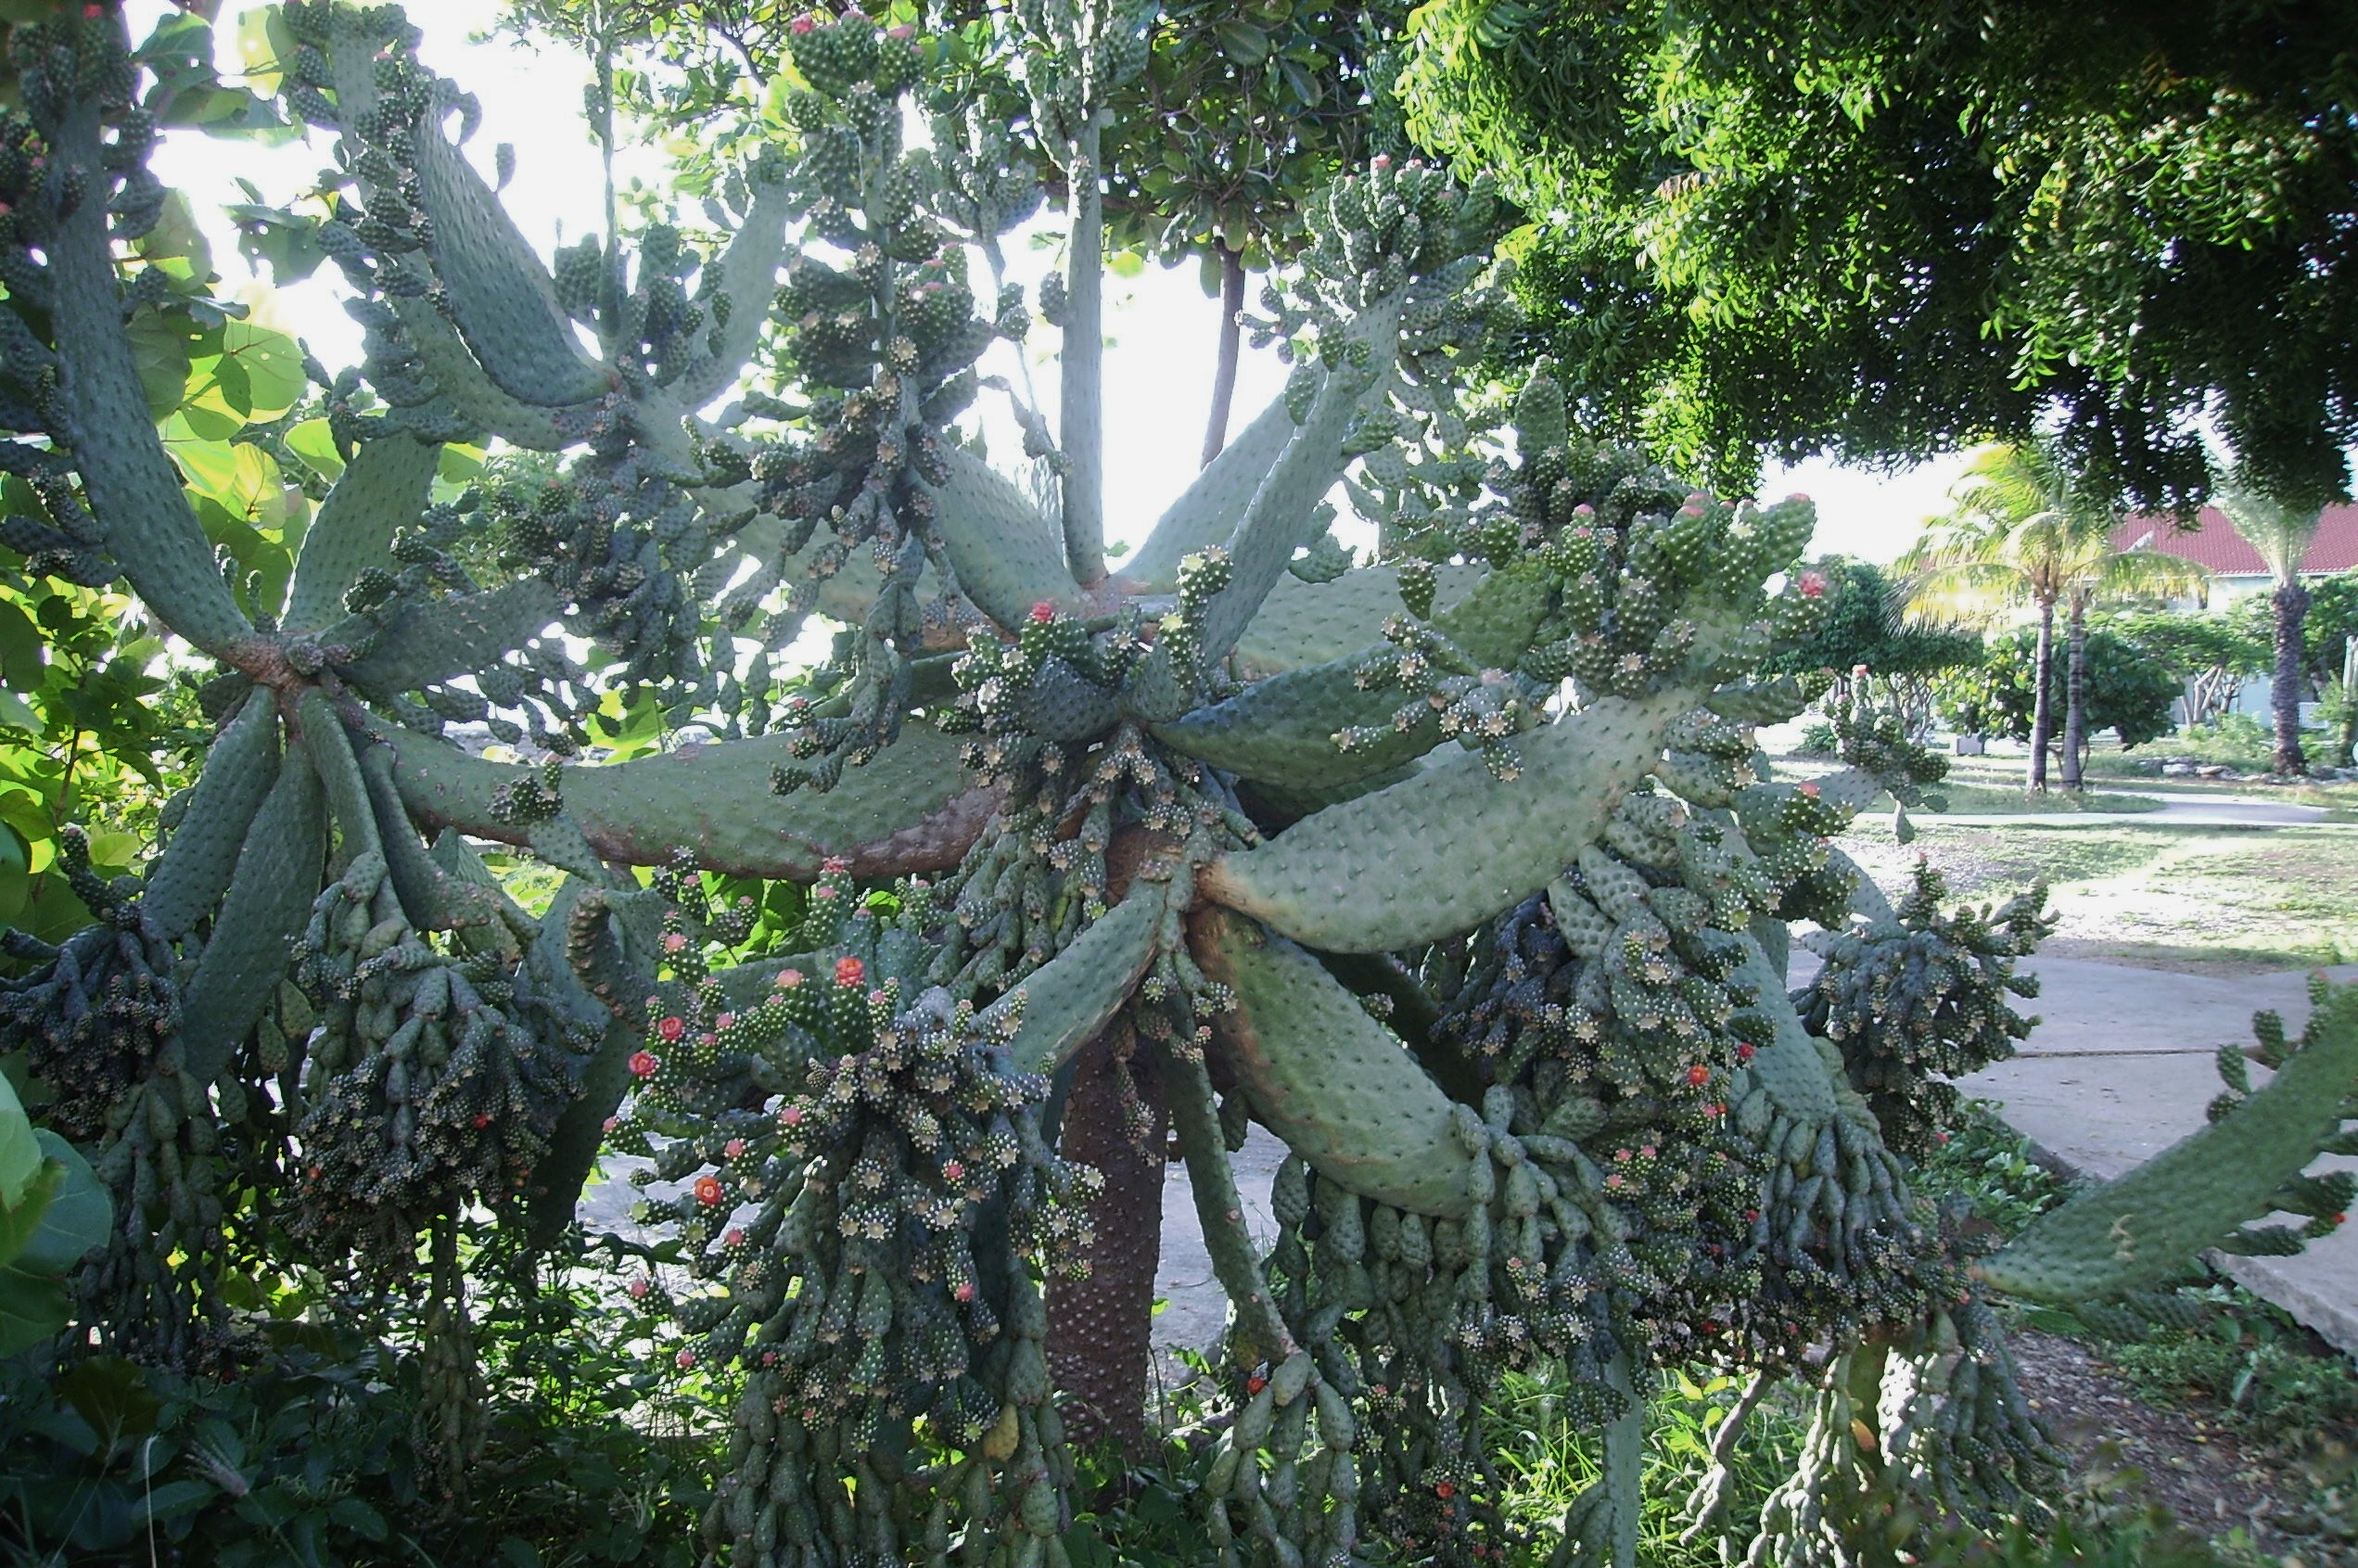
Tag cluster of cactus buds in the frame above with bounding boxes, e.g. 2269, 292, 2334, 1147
287, 849, 593, 1267
606, 871, 1098, 1568
1797, 862, 2054, 1156
0, 830, 179, 1137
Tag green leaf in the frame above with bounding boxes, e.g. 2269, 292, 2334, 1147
282, 418, 347, 483
123, 308, 200, 424
236, 5, 297, 94
1213, 20, 1270, 63
140, 1479, 219, 1527
0, 597, 43, 690
57, 1357, 162, 1451
15, 1130, 112, 1275
0, 1069, 39, 1209
0, 1265, 70, 1355
219, 322, 307, 419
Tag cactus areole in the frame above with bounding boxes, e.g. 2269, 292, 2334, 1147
6, 6, 2358, 1567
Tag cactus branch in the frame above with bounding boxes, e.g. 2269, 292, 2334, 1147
1059, 119, 1105, 586
376, 714, 995, 879
1981, 981, 2358, 1303
46, 105, 255, 659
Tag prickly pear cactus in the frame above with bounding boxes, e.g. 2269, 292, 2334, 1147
7, 6, 2358, 1566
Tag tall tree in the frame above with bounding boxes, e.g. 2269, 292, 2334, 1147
1901, 442, 2207, 791
2213, 469, 2326, 774
1396, 0, 2358, 516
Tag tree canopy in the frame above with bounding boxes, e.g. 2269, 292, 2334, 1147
1397, 0, 2358, 514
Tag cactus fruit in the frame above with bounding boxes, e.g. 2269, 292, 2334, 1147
6, 7, 2355, 1568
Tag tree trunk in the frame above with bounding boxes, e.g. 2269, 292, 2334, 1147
1045, 1018, 1166, 1454
2027, 597, 2055, 793
2334, 637, 2358, 770
2060, 594, 2088, 791
1199, 246, 1246, 469
2271, 578, 2312, 775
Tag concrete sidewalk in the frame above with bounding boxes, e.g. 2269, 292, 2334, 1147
1955, 955, 2358, 1355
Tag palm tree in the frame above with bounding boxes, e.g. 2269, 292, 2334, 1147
1900, 441, 2210, 792
2213, 469, 2326, 775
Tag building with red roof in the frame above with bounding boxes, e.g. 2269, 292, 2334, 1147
2111, 504, 2358, 605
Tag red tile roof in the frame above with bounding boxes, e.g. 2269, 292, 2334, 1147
2111, 504, 2358, 576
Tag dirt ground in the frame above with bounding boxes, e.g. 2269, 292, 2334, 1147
2008, 1320, 2358, 1565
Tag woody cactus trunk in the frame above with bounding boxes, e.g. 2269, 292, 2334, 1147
8, 6, 2358, 1567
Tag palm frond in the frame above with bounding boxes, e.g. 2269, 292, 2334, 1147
2214, 466, 2325, 583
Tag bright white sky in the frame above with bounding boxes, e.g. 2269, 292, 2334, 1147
134, 2, 1964, 567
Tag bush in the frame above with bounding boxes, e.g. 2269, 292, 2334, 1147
0, 1230, 719, 1566
2164, 713, 2275, 767
1936, 625, 2180, 749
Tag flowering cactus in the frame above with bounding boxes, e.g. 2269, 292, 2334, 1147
4, 6, 2357, 1567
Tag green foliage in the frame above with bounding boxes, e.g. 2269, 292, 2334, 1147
2103, 609, 2266, 728
1937, 626, 2182, 750
0, 1234, 717, 1566
1398, 0, 2358, 513
1772, 559, 1980, 682
2105, 1287, 2358, 1442
1911, 1102, 2074, 1240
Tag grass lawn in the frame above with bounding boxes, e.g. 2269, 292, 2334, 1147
1770, 755, 2163, 815
1839, 816, 2358, 974
1944, 745, 2358, 809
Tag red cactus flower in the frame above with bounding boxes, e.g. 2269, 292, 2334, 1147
724, 1139, 746, 1160
656, 1015, 686, 1043
822, 855, 850, 874
1028, 600, 1056, 623
603, 1116, 620, 1132
677, 1347, 697, 1369
1685, 1064, 1710, 1088
941, 1159, 964, 1181
663, 931, 688, 953
628, 1276, 651, 1299
781, 1103, 806, 1127
630, 1050, 660, 1077
955, 1280, 976, 1302
716, 1012, 736, 1030
777, 968, 805, 988
695, 1175, 724, 1205
789, 13, 817, 32
1797, 570, 1829, 598
1798, 781, 1821, 798
724, 1228, 746, 1247
835, 956, 865, 988
1434, 1480, 1455, 1500
1737, 1042, 1756, 1061
472, 1113, 491, 1128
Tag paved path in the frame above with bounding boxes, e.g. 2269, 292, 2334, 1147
1953, 955, 2358, 1355
1931, 792, 2333, 828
